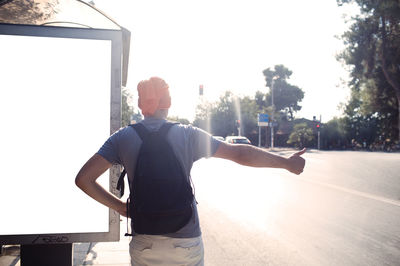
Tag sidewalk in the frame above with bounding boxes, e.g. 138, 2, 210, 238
74, 218, 131, 265
0, 245, 20, 266
0, 219, 131, 266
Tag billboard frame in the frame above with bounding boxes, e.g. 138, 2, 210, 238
0, 23, 122, 245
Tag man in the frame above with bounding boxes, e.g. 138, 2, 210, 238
75, 77, 306, 265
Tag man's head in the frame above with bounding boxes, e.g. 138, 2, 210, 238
137, 77, 171, 118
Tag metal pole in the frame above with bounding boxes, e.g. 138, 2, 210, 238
258, 126, 261, 147
318, 131, 320, 150
271, 78, 275, 149
318, 114, 322, 150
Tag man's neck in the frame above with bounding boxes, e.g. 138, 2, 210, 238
144, 109, 168, 120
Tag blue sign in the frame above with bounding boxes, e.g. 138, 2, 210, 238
258, 113, 269, 122
258, 114, 269, 126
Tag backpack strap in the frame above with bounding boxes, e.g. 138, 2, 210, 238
116, 169, 126, 197
157, 122, 178, 138
130, 123, 149, 141
117, 124, 148, 197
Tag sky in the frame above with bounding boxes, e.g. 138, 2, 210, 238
91, 0, 356, 123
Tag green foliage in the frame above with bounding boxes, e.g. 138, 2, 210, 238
0, 0, 58, 24
262, 65, 304, 120
211, 92, 237, 137
238, 96, 259, 142
121, 87, 141, 126
193, 65, 305, 146
193, 92, 313, 148
193, 92, 258, 143
193, 92, 237, 137
255, 91, 266, 111
320, 117, 349, 149
337, 0, 400, 142
287, 123, 315, 148
131, 110, 143, 124
168, 116, 190, 125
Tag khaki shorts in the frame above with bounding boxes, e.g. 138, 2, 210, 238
130, 234, 204, 266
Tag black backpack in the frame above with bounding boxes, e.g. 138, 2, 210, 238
117, 122, 194, 235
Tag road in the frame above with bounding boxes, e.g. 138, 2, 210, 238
192, 150, 400, 266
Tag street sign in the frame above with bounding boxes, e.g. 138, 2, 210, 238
270, 122, 278, 127
258, 113, 269, 126
259, 122, 278, 127
258, 113, 269, 122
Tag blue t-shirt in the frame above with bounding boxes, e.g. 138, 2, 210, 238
97, 117, 221, 238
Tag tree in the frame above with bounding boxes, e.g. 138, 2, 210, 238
0, 0, 58, 24
193, 98, 212, 130
237, 96, 259, 143
204, 91, 237, 137
193, 91, 259, 142
262, 65, 304, 120
320, 117, 349, 149
131, 110, 143, 124
287, 123, 314, 148
168, 116, 190, 125
337, 0, 400, 142
121, 87, 138, 126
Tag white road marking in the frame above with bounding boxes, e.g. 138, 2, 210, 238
296, 177, 400, 207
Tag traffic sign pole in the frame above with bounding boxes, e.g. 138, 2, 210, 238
257, 114, 269, 147
271, 78, 276, 149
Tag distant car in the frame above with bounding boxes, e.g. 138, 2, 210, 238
213, 136, 225, 141
225, 136, 252, 145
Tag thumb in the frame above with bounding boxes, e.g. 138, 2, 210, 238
293, 148, 306, 156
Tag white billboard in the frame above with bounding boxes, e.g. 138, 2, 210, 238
0, 24, 122, 244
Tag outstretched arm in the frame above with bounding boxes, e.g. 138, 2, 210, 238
75, 154, 127, 216
213, 142, 306, 175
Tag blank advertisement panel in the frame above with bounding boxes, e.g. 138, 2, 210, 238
0, 24, 121, 244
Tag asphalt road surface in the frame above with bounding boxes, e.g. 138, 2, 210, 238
192, 150, 400, 266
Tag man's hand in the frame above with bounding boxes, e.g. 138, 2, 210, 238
286, 148, 306, 175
